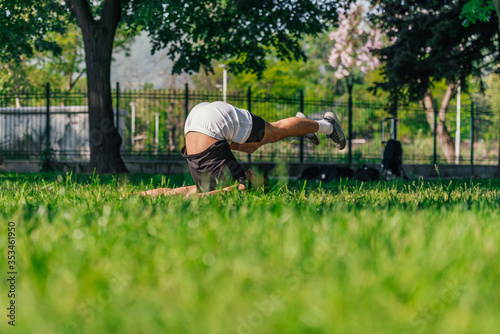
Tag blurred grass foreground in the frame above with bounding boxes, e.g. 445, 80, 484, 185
1, 172, 500, 334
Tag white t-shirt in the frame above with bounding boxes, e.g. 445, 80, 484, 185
184, 101, 253, 144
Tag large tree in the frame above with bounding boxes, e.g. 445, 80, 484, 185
461, 0, 500, 176
1, 0, 341, 173
370, 0, 499, 164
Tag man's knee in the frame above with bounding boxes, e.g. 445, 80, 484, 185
263, 127, 279, 144
243, 143, 259, 154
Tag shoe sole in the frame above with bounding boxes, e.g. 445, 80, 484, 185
296, 112, 320, 145
324, 111, 347, 150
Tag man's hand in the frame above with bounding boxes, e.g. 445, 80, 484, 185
245, 169, 270, 192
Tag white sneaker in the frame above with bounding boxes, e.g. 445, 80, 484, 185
323, 112, 346, 150
295, 112, 320, 145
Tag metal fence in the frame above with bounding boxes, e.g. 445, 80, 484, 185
1, 83, 498, 166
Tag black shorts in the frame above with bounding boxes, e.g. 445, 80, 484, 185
246, 113, 266, 143
181, 140, 246, 192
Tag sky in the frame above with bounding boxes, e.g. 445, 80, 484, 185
111, 32, 193, 90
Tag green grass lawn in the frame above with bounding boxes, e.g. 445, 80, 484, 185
1, 172, 500, 334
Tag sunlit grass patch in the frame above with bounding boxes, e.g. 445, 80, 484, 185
0, 172, 499, 334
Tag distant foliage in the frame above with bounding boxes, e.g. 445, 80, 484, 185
460, 0, 496, 26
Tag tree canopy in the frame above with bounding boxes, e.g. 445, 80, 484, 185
0, 1, 68, 62
124, 0, 341, 76
370, 0, 499, 101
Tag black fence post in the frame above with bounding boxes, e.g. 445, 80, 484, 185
299, 90, 304, 163
115, 82, 120, 130
390, 96, 398, 140
184, 83, 189, 119
42, 82, 51, 170
247, 86, 252, 165
433, 99, 438, 165
347, 78, 353, 165
470, 101, 474, 170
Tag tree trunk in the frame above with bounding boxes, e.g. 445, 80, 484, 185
422, 84, 457, 164
86, 51, 128, 173
66, 0, 128, 174
493, 0, 500, 177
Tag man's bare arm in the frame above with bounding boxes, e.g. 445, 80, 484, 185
139, 183, 246, 198
139, 185, 198, 197
197, 183, 247, 197
140, 187, 173, 197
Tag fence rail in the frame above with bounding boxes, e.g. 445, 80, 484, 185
0, 83, 498, 167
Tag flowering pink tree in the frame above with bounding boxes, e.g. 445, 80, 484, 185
328, 4, 384, 80
328, 3, 384, 162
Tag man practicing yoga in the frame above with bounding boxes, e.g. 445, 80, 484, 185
140, 101, 346, 197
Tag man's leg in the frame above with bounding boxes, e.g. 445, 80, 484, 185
232, 113, 346, 153
231, 117, 319, 154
